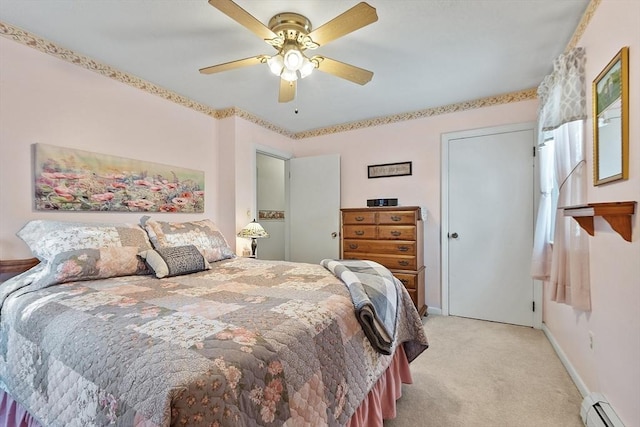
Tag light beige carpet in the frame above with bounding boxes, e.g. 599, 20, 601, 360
385, 315, 584, 427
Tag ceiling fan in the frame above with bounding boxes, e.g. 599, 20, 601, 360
199, 0, 378, 103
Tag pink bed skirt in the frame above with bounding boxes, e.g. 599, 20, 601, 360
0, 345, 412, 427
348, 344, 413, 426
0, 390, 40, 427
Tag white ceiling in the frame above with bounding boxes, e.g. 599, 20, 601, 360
0, 0, 590, 134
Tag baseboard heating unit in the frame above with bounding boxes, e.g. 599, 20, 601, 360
581, 393, 624, 427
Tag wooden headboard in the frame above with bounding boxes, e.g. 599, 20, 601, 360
0, 258, 39, 283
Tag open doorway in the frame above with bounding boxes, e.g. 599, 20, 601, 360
256, 152, 286, 260
255, 149, 341, 263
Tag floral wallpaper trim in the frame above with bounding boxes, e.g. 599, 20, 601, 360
259, 210, 285, 221
292, 88, 537, 139
0, 22, 218, 119
1, 21, 536, 140
217, 107, 295, 138
565, 0, 600, 52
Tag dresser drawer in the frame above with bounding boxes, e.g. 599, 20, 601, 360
393, 272, 417, 290
343, 239, 416, 256
343, 225, 377, 239
377, 225, 416, 240
378, 211, 417, 225
358, 254, 417, 271
342, 211, 376, 224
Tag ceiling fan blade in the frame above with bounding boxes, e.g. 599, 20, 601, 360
279, 79, 296, 103
314, 57, 373, 85
208, 0, 277, 41
306, 2, 378, 47
199, 56, 264, 74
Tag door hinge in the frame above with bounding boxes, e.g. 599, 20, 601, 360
532, 301, 535, 312
533, 146, 536, 157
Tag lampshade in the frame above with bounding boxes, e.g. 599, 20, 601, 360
237, 219, 269, 239
299, 57, 315, 78
280, 68, 298, 82
283, 46, 303, 71
267, 55, 284, 76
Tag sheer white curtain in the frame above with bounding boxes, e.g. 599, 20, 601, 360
531, 47, 591, 311
531, 136, 555, 280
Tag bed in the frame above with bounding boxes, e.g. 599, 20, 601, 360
0, 218, 428, 426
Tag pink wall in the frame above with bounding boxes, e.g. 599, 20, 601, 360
542, 1, 640, 425
216, 116, 293, 254
293, 100, 538, 309
0, 37, 220, 258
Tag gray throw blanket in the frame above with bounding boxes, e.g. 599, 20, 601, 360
321, 259, 399, 355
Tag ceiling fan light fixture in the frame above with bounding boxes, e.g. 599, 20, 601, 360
202, 1, 378, 102
283, 46, 304, 71
267, 54, 284, 76
281, 68, 298, 82
299, 57, 315, 79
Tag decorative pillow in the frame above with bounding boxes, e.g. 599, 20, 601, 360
17, 220, 152, 263
140, 217, 235, 263
138, 245, 210, 278
33, 246, 148, 288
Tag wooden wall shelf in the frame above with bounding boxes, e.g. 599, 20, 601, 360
563, 201, 636, 242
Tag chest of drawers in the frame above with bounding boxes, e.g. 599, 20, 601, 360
340, 206, 426, 316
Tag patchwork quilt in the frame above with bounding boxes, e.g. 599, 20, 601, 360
0, 258, 428, 426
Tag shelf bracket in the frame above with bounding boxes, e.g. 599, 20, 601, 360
563, 201, 636, 242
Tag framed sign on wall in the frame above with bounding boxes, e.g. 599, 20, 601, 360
367, 161, 412, 179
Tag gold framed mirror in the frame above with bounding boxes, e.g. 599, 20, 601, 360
593, 47, 629, 186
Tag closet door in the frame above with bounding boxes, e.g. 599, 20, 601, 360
447, 127, 535, 327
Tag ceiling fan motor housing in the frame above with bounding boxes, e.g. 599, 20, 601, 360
268, 12, 313, 46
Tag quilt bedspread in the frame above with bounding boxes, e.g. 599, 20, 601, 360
0, 258, 428, 427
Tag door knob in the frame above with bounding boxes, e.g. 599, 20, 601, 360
331, 232, 338, 238
449, 232, 459, 239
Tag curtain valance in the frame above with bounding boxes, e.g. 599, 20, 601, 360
538, 47, 587, 131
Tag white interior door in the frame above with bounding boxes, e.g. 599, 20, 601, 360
288, 154, 340, 264
448, 127, 535, 326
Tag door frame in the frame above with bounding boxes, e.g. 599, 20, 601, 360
253, 144, 293, 260
440, 122, 542, 328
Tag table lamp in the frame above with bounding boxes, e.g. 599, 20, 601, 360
237, 219, 269, 258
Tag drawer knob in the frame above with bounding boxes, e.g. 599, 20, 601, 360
349, 243, 358, 249
355, 216, 365, 221
354, 230, 365, 236
398, 260, 410, 266
391, 215, 402, 221
390, 230, 401, 236
400, 279, 409, 286
397, 246, 409, 252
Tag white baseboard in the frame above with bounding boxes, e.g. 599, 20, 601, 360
426, 306, 442, 316
542, 323, 589, 398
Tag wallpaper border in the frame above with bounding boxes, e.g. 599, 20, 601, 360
565, 0, 601, 52
2, 0, 599, 142
0, 22, 218, 119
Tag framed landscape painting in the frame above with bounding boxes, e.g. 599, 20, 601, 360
34, 143, 205, 212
